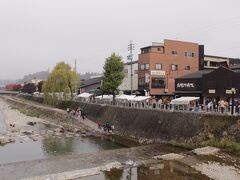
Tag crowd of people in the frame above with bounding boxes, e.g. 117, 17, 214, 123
66, 107, 115, 133
205, 99, 240, 114
96, 120, 114, 133
67, 107, 86, 120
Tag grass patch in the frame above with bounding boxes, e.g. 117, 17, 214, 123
201, 136, 240, 155
17, 107, 40, 118
169, 140, 195, 150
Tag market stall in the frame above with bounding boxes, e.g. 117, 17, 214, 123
170, 96, 200, 111
75, 92, 93, 102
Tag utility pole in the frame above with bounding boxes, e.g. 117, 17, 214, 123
128, 41, 134, 95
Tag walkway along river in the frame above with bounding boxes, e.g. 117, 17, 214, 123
0, 96, 240, 179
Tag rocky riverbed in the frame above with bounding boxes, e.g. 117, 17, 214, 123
0, 97, 103, 146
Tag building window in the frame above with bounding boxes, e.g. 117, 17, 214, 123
141, 48, 150, 54
151, 78, 165, 88
172, 50, 177, 55
185, 51, 195, 57
157, 48, 161, 51
210, 61, 218, 67
155, 63, 162, 70
145, 64, 149, 70
140, 64, 149, 70
185, 65, 190, 70
154, 169, 160, 175
134, 70, 138, 74
145, 73, 150, 83
204, 61, 208, 66
171, 64, 178, 71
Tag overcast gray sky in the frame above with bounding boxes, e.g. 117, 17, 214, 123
0, 0, 240, 80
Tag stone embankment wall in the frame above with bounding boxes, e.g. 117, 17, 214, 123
10, 95, 240, 144
59, 101, 240, 144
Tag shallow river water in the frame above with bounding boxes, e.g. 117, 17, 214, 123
0, 136, 125, 164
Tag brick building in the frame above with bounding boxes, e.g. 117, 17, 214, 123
138, 39, 204, 97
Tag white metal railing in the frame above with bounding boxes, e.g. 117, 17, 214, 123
74, 98, 240, 116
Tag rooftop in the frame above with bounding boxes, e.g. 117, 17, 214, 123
205, 54, 240, 61
80, 77, 102, 88
176, 70, 213, 79
140, 39, 199, 50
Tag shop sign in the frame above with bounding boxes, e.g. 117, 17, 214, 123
177, 83, 195, 88
226, 90, 232, 94
209, 89, 215, 94
150, 70, 165, 76
226, 89, 236, 94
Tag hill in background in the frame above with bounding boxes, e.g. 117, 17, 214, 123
0, 71, 102, 87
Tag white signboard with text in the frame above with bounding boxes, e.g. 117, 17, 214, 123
150, 70, 165, 76
209, 89, 216, 94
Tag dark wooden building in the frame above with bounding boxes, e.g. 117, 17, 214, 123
175, 67, 240, 103
175, 70, 213, 102
202, 67, 240, 99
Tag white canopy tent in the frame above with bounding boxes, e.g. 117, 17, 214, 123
77, 92, 93, 98
95, 95, 113, 100
116, 95, 136, 101
128, 96, 151, 108
95, 95, 114, 105
170, 97, 200, 105
131, 96, 151, 102
75, 92, 93, 102
170, 96, 200, 111
115, 95, 136, 106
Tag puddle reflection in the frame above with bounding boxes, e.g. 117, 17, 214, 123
82, 161, 210, 180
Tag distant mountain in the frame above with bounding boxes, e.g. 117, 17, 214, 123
0, 71, 102, 87
17, 71, 50, 83
80, 72, 102, 80
0, 79, 16, 87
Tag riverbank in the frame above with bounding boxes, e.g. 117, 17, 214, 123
0, 99, 46, 133
3, 95, 240, 154
0, 97, 101, 146
0, 96, 139, 148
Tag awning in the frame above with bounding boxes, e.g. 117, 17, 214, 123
77, 92, 93, 98
170, 96, 200, 105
